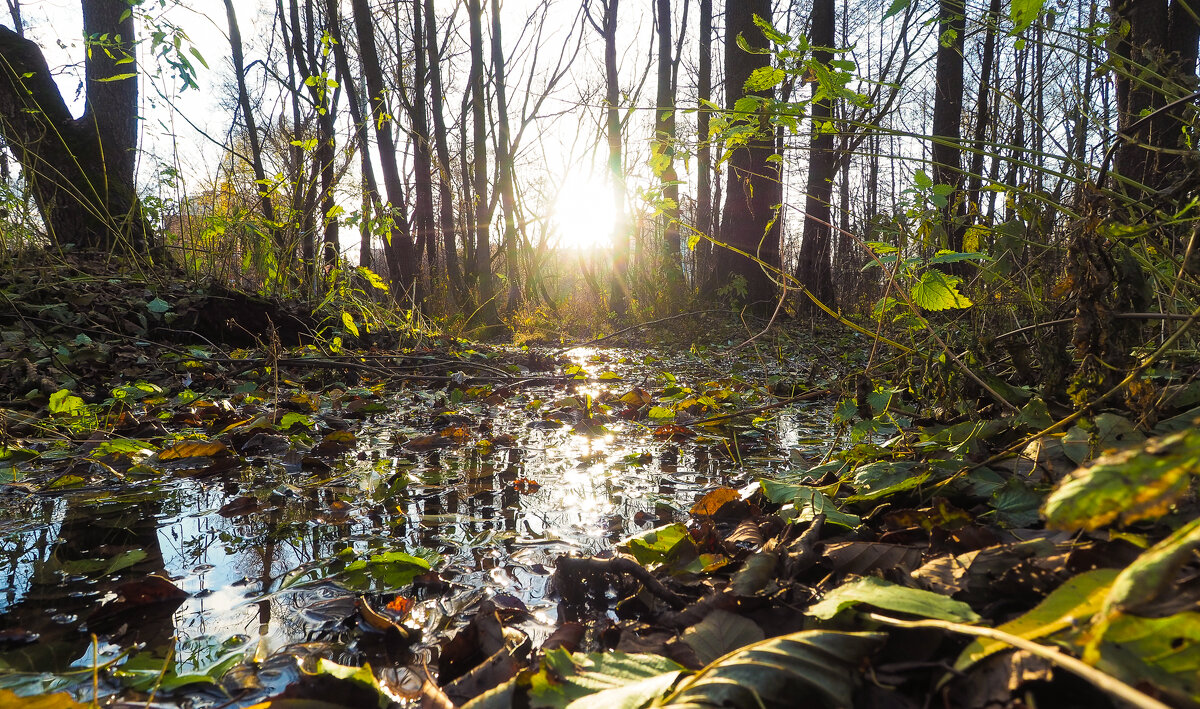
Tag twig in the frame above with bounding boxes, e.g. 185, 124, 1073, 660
555, 556, 686, 609
690, 388, 833, 426
865, 613, 1171, 709
551, 310, 732, 355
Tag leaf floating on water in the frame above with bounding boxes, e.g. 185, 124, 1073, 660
513, 478, 541, 494
690, 487, 740, 517
156, 440, 232, 461
529, 649, 684, 709
0, 688, 89, 708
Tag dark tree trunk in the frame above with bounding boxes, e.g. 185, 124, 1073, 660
717, 0, 780, 308
1109, 0, 1200, 196
598, 0, 629, 318
409, 0, 437, 299
795, 0, 836, 305
0, 2, 152, 253
468, 0, 499, 326
966, 0, 1000, 221
931, 0, 965, 252
695, 0, 713, 290
655, 0, 682, 283
424, 0, 465, 303
352, 0, 416, 295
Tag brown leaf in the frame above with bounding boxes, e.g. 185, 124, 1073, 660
820, 541, 923, 575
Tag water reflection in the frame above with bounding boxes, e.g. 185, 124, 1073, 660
0, 346, 832, 702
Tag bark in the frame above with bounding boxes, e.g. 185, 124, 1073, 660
717, 0, 781, 308
695, 0, 713, 289
468, 0, 499, 326
965, 0, 1000, 221
491, 0, 521, 312
596, 0, 629, 318
424, 0, 465, 303
352, 0, 416, 294
795, 0, 836, 305
1109, 0, 1200, 196
225, 0, 282, 251
0, 2, 151, 253
931, 0, 965, 252
655, 0, 682, 282
409, 0, 437, 295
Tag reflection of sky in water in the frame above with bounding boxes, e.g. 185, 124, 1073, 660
0, 346, 832, 692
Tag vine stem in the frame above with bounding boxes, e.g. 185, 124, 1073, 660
864, 613, 1171, 709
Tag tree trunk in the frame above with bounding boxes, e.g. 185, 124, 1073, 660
424, 0, 465, 303
468, 0, 499, 327
655, 0, 682, 285
717, 0, 780, 309
409, 0, 437, 301
599, 0, 629, 318
352, 0, 416, 295
695, 0, 713, 291
491, 0, 521, 313
0, 2, 152, 253
965, 0, 1000, 222
795, 0, 836, 305
931, 0, 965, 252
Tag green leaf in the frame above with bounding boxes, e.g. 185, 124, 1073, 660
48, 389, 85, 416
846, 460, 928, 501
953, 568, 1119, 671
883, 0, 909, 19
648, 406, 676, 421
342, 311, 360, 337
1043, 428, 1200, 531
681, 610, 765, 665
790, 486, 861, 528
807, 576, 980, 622
656, 630, 884, 709
279, 412, 314, 430
530, 649, 683, 709
146, 297, 171, 314
1100, 517, 1200, 619
744, 66, 786, 92
910, 270, 972, 311
927, 250, 992, 266
1091, 612, 1200, 702
913, 169, 933, 190
1010, 0, 1047, 34
618, 523, 696, 570
97, 73, 137, 82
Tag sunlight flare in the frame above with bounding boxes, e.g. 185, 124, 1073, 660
551, 174, 615, 249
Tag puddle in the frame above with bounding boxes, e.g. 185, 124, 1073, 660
0, 347, 834, 704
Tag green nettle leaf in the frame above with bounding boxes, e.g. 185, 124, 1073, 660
146, 297, 171, 314
655, 630, 885, 709
807, 576, 981, 623
744, 66, 786, 92
910, 270, 973, 311
1043, 428, 1200, 531
1010, 0, 1048, 34
913, 169, 933, 189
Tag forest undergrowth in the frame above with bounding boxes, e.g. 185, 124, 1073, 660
1, 247, 1199, 709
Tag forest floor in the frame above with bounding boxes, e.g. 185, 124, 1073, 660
0, 252, 1198, 709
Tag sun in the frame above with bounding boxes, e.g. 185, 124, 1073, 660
551, 173, 616, 249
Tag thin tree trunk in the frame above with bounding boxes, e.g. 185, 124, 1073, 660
966, 0, 999, 222
406, 0, 437, 304
597, 0, 629, 318
655, 0, 682, 285
225, 0, 282, 252
491, 0, 521, 313
695, 0, 713, 290
424, 0, 465, 303
468, 0, 499, 326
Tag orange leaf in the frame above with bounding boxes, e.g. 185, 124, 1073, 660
157, 441, 231, 461
691, 487, 740, 517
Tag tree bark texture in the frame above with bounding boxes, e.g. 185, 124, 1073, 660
931, 0, 965, 252
795, 0, 836, 305
718, 0, 781, 308
0, 2, 151, 252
